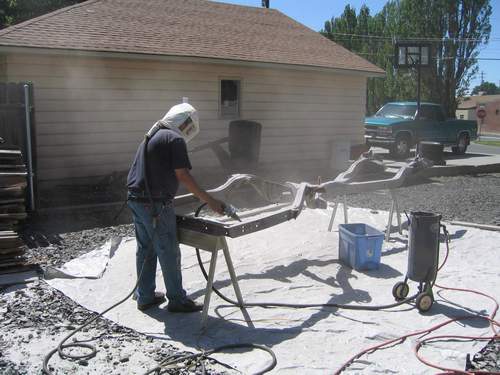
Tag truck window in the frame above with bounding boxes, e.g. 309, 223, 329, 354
419, 105, 444, 121
375, 104, 417, 119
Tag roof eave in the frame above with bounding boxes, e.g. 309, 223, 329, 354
0, 45, 386, 77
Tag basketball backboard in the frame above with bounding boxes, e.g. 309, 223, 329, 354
394, 43, 431, 68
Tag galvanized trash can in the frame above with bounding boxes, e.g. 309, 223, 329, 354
229, 120, 262, 167
417, 141, 446, 165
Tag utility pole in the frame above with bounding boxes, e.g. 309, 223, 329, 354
480, 71, 484, 84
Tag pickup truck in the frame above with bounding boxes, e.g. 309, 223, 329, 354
365, 102, 477, 159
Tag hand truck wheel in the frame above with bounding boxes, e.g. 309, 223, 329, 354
416, 292, 434, 313
392, 281, 410, 301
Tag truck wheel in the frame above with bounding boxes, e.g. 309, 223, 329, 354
452, 133, 469, 155
391, 134, 411, 159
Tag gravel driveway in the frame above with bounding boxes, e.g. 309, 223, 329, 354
346, 173, 500, 226
2, 172, 499, 374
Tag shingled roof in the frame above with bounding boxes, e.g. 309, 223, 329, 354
0, 0, 384, 75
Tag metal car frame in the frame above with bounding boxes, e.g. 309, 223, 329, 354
174, 154, 431, 235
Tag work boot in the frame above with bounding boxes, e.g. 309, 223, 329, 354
167, 298, 203, 313
136, 291, 166, 311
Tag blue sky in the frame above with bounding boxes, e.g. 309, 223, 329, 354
215, 0, 499, 91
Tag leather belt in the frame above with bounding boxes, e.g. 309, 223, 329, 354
127, 192, 172, 204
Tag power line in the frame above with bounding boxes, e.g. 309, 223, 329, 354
437, 57, 500, 60
325, 31, 500, 43
354, 51, 500, 61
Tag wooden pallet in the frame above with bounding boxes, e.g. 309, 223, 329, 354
0, 250, 24, 259
0, 264, 36, 276
0, 147, 28, 270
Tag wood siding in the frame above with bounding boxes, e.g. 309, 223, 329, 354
4, 53, 366, 184
0, 56, 6, 81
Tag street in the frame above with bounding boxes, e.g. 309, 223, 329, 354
469, 139, 500, 155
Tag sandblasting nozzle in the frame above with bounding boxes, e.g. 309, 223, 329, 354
222, 203, 242, 222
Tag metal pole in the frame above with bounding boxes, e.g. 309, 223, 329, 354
328, 201, 339, 232
386, 198, 394, 242
343, 195, 348, 224
23, 84, 35, 211
417, 64, 421, 115
390, 190, 402, 235
201, 249, 218, 329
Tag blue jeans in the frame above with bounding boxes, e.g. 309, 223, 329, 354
127, 199, 187, 305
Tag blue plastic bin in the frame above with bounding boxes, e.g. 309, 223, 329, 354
338, 223, 384, 271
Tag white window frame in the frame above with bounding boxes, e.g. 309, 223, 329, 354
219, 78, 241, 119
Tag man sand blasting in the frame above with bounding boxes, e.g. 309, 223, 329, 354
127, 103, 224, 313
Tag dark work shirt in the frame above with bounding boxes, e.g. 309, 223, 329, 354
127, 128, 191, 201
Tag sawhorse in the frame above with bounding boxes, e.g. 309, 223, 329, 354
327, 190, 403, 241
177, 228, 252, 328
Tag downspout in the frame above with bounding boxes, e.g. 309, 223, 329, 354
23, 83, 35, 211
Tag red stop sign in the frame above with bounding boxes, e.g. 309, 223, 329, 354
476, 106, 487, 119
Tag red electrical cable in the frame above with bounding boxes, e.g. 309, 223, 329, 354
415, 329, 500, 375
433, 284, 499, 335
334, 316, 499, 375
334, 229, 500, 375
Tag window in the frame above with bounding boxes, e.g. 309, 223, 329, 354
220, 79, 240, 118
375, 104, 416, 119
418, 105, 445, 121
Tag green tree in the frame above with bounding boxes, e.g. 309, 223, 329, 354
471, 81, 500, 95
324, 5, 358, 50
0, 0, 83, 29
322, 0, 492, 117
420, 0, 492, 116
0, 0, 15, 29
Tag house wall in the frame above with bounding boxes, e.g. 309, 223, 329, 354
456, 109, 475, 121
4, 53, 367, 186
0, 55, 6, 81
456, 103, 500, 135
480, 101, 500, 135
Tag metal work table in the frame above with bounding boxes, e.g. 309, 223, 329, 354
175, 174, 306, 327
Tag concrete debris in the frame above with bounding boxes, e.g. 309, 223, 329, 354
0, 281, 234, 374
468, 340, 500, 372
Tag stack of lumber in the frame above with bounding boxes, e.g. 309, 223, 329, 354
0, 148, 28, 274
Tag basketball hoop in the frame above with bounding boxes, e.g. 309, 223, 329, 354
395, 43, 431, 68
394, 43, 432, 114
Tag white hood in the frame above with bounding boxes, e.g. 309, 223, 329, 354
158, 103, 200, 143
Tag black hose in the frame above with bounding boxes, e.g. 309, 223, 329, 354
42, 254, 149, 374
429, 224, 449, 289
143, 343, 277, 375
194, 203, 418, 311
